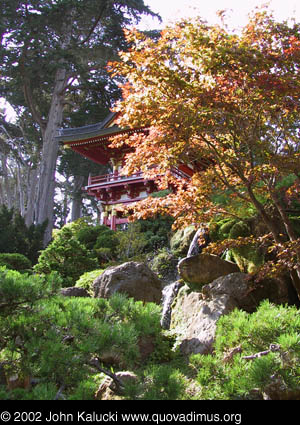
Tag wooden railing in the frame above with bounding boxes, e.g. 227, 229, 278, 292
87, 167, 190, 187
87, 171, 143, 186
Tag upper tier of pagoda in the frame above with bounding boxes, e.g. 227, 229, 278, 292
57, 112, 143, 165
57, 112, 196, 229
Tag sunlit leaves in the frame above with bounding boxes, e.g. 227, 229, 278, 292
108, 9, 300, 289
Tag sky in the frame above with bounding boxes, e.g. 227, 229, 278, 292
140, 0, 300, 29
2, 0, 300, 121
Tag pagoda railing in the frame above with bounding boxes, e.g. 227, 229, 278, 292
86, 167, 190, 188
87, 171, 144, 187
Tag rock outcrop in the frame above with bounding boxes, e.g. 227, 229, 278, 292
171, 283, 236, 355
160, 280, 184, 329
60, 287, 90, 297
93, 261, 162, 304
178, 253, 240, 287
170, 271, 292, 356
170, 226, 196, 256
170, 273, 253, 355
95, 371, 139, 400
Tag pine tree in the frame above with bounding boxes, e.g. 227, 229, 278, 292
0, 0, 160, 244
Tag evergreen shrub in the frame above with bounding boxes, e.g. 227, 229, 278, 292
189, 300, 300, 399
75, 269, 104, 295
0, 205, 46, 264
33, 226, 98, 286
0, 271, 170, 400
0, 253, 32, 272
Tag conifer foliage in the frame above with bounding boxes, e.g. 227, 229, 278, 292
0, 0, 160, 244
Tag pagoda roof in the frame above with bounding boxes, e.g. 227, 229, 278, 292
56, 112, 119, 143
57, 112, 145, 165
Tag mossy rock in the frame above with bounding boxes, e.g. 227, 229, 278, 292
170, 226, 196, 256
209, 218, 250, 242
151, 249, 178, 282
231, 246, 264, 274
229, 221, 250, 239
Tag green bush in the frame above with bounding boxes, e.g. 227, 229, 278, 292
0, 266, 61, 316
0, 253, 32, 272
115, 222, 147, 260
138, 216, 174, 253
33, 226, 98, 287
75, 269, 104, 295
189, 300, 300, 399
0, 205, 46, 264
77, 225, 113, 250
94, 228, 118, 250
91, 226, 119, 264
141, 365, 186, 400
0, 269, 169, 400
151, 248, 178, 280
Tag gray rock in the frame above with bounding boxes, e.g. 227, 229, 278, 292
170, 273, 256, 355
160, 280, 184, 329
60, 287, 90, 297
178, 253, 239, 287
93, 261, 162, 304
171, 285, 237, 355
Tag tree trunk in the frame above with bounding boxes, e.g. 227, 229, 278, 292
71, 175, 84, 222
1, 154, 13, 209
16, 163, 25, 217
247, 185, 282, 243
36, 67, 67, 245
247, 184, 300, 300
25, 166, 38, 227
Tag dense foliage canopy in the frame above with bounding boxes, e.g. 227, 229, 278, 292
109, 9, 300, 298
0, 0, 160, 243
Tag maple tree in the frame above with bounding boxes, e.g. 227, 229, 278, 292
109, 9, 300, 299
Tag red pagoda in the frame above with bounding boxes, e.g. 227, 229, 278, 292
58, 113, 194, 230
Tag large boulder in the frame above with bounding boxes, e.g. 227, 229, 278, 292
170, 272, 291, 356
171, 284, 236, 355
93, 261, 162, 304
178, 253, 240, 287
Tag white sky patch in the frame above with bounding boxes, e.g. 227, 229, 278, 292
140, 0, 300, 29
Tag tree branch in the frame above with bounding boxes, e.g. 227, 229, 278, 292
88, 357, 123, 391
20, 47, 46, 133
242, 344, 281, 361
78, 3, 107, 46
54, 384, 66, 400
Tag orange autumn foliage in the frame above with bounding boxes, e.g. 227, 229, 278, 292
108, 9, 300, 298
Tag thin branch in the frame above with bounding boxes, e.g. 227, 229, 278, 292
88, 358, 123, 391
78, 4, 107, 46
242, 344, 281, 361
54, 384, 66, 400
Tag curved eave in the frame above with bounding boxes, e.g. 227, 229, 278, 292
62, 127, 141, 148
56, 111, 118, 142
61, 127, 148, 165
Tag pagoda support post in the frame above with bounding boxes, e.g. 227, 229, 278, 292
111, 208, 117, 231
101, 205, 108, 226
